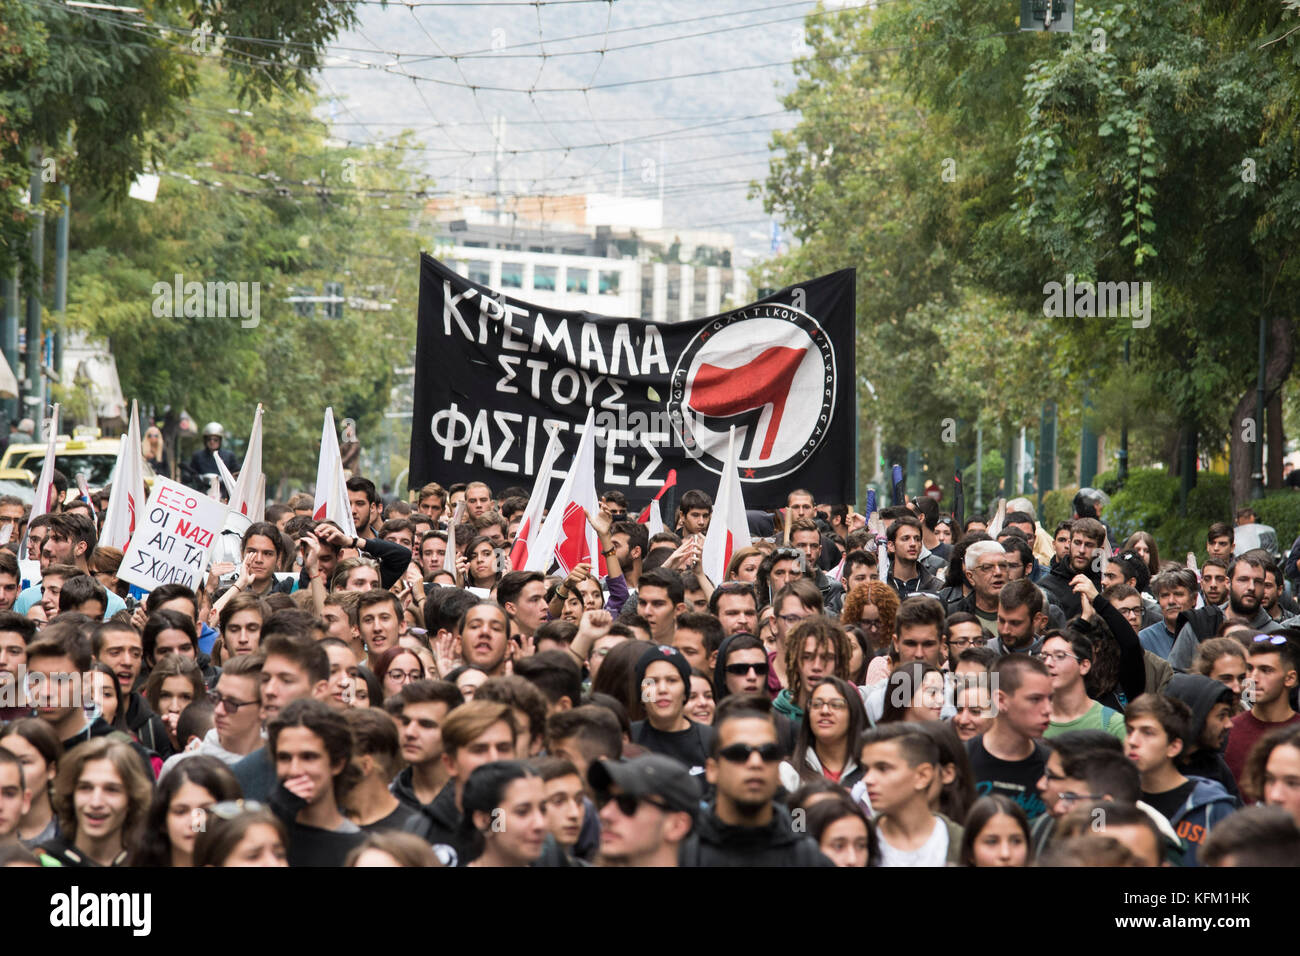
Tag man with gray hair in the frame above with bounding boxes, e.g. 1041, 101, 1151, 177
945, 540, 1010, 639
1138, 568, 1199, 660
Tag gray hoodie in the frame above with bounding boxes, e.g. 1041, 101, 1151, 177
157, 727, 262, 781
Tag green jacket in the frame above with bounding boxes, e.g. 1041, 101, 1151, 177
773, 689, 804, 723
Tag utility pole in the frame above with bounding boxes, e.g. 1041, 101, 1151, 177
25, 152, 45, 438
1117, 338, 1130, 487
1252, 315, 1266, 500
53, 140, 70, 420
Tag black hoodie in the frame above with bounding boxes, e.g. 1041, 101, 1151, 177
1039, 556, 1100, 619
679, 801, 831, 866
1164, 673, 1241, 800
124, 693, 175, 760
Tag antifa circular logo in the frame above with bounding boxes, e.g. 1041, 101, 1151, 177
667, 303, 836, 481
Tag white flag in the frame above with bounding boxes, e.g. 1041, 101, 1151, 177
312, 408, 357, 538
25, 405, 60, 531
443, 500, 466, 577
702, 426, 752, 584
230, 404, 263, 520
509, 427, 563, 571
644, 498, 664, 537
100, 400, 148, 549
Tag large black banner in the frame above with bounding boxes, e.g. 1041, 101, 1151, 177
410, 254, 856, 508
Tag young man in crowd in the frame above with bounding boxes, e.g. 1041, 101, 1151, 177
422, 700, 518, 857
708, 583, 759, 639
790, 518, 844, 614
159, 654, 264, 778
1200, 557, 1230, 608
0, 611, 36, 722
1042, 630, 1127, 742
498, 571, 549, 643
459, 602, 511, 677
1124, 693, 1238, 865
344, 707, 432, 837
356, 590, 402, 671
1206, 522, 1234, 561
634, 567, 688, 646
675, 490, 712, 539
589, 754, 700, 867
863, 597, 948, 723
966, 654, 1051, 820
268, 698, 367, 866
390, 679, 465, 812
883, 516, 937, 599
1163, 673, 1239, 798
990, 580, 1050, 656
1169, 555, 1284, 671
682, 694, 830, 866
1223, 636, 1300, 782
860, 724, 962, 866
1039, 517, 1105, 619
232, 631, 331, 801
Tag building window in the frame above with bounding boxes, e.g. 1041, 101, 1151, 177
533, 265, 557, 292
567, 270, 589, 294
599, 270, 621, 296
468, 260, 491, 286
500, 263, 523, 288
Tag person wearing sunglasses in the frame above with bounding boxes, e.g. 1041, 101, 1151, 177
712, 634, 798, 757
681, 694, 831, 866
588, 753, 700, 867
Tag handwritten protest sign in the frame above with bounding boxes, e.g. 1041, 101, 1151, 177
119, 478, 228, 593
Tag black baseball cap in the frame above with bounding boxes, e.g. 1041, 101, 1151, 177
587, 754, 702, 817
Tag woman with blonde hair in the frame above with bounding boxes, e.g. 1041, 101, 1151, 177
141, 423, 171, 478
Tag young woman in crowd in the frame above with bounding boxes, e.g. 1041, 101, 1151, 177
41, 737, 152, 867
375, 645, 426, 700
878, 661, 946, 724
961, 795, 1031, 867
686, 668, 716, 725
87, 661, 130, 732
353, 665, 384, 709
1241, 724, 1300, 827
458, 761, 547, 868
915, 720, 978, 826
458, 535, 502, 590
130, 756, 241, 867
145, 655, 207, 752
726, 546, 763, 583
805, 797, 877, 867
1121, 531, 1161, 579
0, 718, 62, 848
192, 803, 290, 867
780, 676, 868, 791
843, 582, 899, 685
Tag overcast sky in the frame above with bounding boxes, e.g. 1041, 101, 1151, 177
316, 0, 830, 263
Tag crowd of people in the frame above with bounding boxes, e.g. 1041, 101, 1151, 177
2, 461, 1300, 869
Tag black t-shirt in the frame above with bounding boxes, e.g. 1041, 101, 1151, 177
630, 720, 715, 774
1142, 779, 1196, 824
966, 734, 1049, 821
362, 800, 428, 835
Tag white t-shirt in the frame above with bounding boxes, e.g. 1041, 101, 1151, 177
876, 816, 949, 867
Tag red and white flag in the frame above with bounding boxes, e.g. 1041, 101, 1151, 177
702, 426, 752, 584
510, 427, 563, 571
313, 408, 357, 538
637, 469, 677, 524
101, 400, 148, 549
528, 409, 603, 576
230, 404, 264, 522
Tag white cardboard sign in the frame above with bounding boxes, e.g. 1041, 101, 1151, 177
119, 478, 228, 593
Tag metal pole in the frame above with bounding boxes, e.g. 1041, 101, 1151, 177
1080, 389, 1098, 486
974, 423, 984, 514
1118, 338, 1130, 487
53, 168, 69, 414
25, 153, 45, 435
1, 275, 17, 429
1252, 315, 1266, 500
